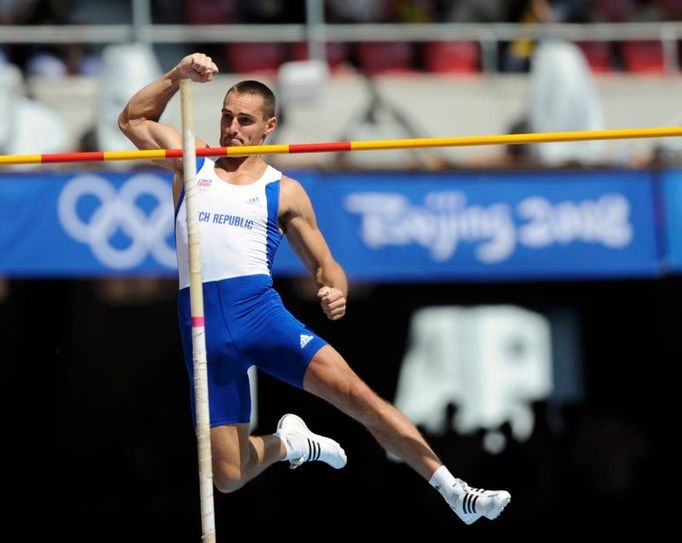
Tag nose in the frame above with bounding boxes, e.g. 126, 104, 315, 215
225, 118, 238, 133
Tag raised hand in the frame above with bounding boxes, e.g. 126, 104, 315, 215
176, 52, 219, 83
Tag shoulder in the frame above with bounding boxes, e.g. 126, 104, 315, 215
279, 174, 308, 202
278, 174, 313, 219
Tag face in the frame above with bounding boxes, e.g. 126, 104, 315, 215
220, 91, 276, 147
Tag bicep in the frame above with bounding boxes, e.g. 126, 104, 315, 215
126, 120, 181, 156
121, 119, 207, 171
282, 183, 333, 274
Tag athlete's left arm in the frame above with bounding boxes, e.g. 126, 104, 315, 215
280, 176, 348, 320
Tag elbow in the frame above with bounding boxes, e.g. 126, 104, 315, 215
117, 110, 128, 135
117, 110, 145, 145
117, 109, 131, 136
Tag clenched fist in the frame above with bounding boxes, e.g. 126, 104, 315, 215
176, 53, 219, 83
318, 286, 347, 321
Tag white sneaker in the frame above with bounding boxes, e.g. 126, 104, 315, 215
275, 413, 347, 470
447, 479, 511, 525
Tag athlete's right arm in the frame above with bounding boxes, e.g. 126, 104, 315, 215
118, 52, 218, 171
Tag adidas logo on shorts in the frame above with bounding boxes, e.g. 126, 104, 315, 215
300, 334, 313, 348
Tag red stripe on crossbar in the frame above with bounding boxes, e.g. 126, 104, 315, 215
166, 149, 184, 158
289, 142, 351, 153
192, 316, 205, 327
42, 151, 105, 163
196, 147, 225, 157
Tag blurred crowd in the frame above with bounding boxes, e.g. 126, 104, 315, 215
1, 0, 682, 77
2, 0, 682, 171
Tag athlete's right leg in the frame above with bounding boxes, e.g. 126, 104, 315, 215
302, 344, 511, 524
210, 423, 286, 493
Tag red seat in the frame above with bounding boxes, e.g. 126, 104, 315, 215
291, 41, 350, 72
356, 42, 414, 75
224, 42, 286, 75
185, 0, 237, 24
621, 41, 665, 74
576, 41, 613, 73
421, 41, 480, 74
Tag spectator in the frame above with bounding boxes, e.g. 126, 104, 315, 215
444, 0, 510, 23
388, 0, 437, 22
239, 0, 305, 23
527, 39, 606, 166
325, 0, 389, 23
502, 0, 594, 72
25, 50, 67, 78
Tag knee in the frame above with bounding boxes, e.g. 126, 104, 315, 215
213, 459, 247, 494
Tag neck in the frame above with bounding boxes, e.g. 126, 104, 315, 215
216, 155, 263, 173
213, 156, 269, 185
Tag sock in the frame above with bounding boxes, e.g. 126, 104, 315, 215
275, 429, 297, 461
429, 465, 458, 499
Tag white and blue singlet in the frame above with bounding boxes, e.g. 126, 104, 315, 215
174, 158, 327, 426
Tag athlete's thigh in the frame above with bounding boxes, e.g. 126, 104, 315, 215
302, 344, 372, 409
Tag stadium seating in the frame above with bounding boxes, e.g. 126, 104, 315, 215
420, 41, 480, 74
224, 42, 286, 75
620, 40, 665, 74
355, 41, 415, 75
575, 41, 613, 73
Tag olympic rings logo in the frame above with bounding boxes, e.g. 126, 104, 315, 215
57, 173, 176, 270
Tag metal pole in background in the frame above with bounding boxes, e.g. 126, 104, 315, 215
132, 0, 152, 43
305, 0, 327, 64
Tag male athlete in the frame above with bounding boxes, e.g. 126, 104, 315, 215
118, 52, 511, 525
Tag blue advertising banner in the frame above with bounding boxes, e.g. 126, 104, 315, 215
661, 170, 682, 272
0, 170, 177, 276
297, 170, 662, 281
0, 168, 662, 281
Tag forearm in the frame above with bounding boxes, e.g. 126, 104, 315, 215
316, 259, 349, 298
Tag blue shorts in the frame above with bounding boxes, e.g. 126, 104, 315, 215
177, 275, 327, 427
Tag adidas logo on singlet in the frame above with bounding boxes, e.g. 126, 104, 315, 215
300, 334, 314, 348
246, 196, 261, 206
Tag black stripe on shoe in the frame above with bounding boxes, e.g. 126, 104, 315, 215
463, 493, 478, 514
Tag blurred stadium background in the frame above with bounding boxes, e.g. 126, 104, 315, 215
2, 1, 681, 541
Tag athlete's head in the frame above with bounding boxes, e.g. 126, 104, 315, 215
220, 81, 277, 147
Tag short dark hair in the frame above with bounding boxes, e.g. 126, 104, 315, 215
226, 80, 276, 119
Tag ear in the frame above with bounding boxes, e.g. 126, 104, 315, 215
263, 116, 277, 139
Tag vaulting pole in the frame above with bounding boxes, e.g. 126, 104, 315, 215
180, 77, 216, 543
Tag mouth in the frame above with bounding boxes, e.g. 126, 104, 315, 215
222, 137, 242, 146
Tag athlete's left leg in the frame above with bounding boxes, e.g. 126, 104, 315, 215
211, 423, 285, 493
210, 414, 347, 493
